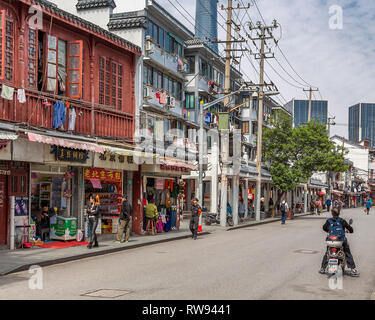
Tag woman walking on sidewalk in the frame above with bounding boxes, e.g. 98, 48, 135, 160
87, 194, 101, 249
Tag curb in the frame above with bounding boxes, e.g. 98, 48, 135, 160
1, 231, 211, 276
226, 212, 315, 231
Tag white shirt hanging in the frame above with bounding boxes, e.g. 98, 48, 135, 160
68, 107, 77, 131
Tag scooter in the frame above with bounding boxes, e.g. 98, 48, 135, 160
203, 207, 220, 225
325, 218, 359, 277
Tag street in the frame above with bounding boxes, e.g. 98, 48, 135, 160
0, 207, 374, 300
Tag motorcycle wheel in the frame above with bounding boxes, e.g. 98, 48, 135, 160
205, 219, 212, 226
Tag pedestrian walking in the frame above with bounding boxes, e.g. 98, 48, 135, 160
280, 199, 289, 225
326, 198, 332, 212
145, 199, 158, 235
365, 198, 372, 215
190, 198, 201, 240
87, 194, 101, 249
238, 198, 245, 222
115, 195, 132, 243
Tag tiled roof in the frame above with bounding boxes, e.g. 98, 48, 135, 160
23, 0, 140, 54
108, 17, 147, 30
76, 0, 116, 10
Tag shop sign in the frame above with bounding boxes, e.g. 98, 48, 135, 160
84, 168, 122, 182
55, 147, 88, 163
99, 153, 127, 164
160, 164, 190, 173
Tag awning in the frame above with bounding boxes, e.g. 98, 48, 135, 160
101, 145, 133, 156
159, 158, 197, 170
27, 132, 104, 153
0, 131, 18, 140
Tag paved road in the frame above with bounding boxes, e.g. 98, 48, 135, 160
0, 207, 374, 300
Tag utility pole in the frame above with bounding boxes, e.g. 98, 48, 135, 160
248, 20, 279, 221
303, 87, 319, 122
327, 116, 336, 200
302, 86, 319, 212
216, 1, 248, 227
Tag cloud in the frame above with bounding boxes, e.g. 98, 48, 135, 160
116, 0, 375, 138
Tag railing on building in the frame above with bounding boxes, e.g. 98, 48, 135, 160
0, 86, 134, 140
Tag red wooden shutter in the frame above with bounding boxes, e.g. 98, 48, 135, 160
0, 10, 5, 80
67, 40, 83, 99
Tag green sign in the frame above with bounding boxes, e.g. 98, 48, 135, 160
218, 113, 229, 130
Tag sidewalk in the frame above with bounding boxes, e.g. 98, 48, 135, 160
0, 211, 315, 276
0, 221, 217, 276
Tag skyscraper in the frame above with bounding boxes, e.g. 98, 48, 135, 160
285, 99, 328, 128
195, 0, 218, 53
349, 103, 375, 147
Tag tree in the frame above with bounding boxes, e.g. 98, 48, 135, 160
262, 111, 348, 212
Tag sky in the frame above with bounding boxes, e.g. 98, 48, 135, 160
115, 0, 375, 138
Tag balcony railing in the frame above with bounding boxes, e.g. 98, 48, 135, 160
0, 86, 134, 140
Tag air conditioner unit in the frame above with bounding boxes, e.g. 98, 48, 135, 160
144, 87, 152, 99
166, 96, 175, 108
145, 38, 153, 54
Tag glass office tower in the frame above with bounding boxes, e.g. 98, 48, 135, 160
349, 103, 375, 147
195, 0, 218, 53
286, 99, 328, 128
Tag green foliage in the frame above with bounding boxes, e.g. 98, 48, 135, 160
262, 111, 348, 193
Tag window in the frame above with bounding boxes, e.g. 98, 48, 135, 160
158, 27, 164, 47
28, 28, 37, 87
186, 56, 195, 74
242, 121, 249, 134
99, 57, 123, 109
185, 93, 195, 109
0, 10, 14, 82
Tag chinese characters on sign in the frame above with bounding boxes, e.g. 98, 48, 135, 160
84, 168, 122, 182
55, 147, 88, 163
99, 153, 127, 164
160, 164, 190, 173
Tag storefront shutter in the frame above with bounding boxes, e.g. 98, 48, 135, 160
0, 10, 5, 80
67, 40, 83, 99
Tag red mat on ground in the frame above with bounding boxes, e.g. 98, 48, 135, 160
36, 241, 89, 249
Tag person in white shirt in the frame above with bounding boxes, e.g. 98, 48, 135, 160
280, 199, 289, 225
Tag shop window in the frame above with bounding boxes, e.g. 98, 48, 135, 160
0, 10, 14, 82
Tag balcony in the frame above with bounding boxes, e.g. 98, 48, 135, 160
145, 38, 187, 79
0, 86, 134, 140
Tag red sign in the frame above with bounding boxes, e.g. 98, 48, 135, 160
160, 164, 190, 173
84, 168, 122, 182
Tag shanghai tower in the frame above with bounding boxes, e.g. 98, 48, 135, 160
195, 0, 218, 53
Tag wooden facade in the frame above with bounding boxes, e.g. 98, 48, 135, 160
0, 0, 141, 140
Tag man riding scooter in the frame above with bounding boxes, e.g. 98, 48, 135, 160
319, 207, 359, 277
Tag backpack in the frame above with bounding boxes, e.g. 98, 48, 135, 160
328, 218, 345, 239
280, 203, 286, 212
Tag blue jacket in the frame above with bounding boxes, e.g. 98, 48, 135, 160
53, 101, 66, 129
366, 200, 372, 208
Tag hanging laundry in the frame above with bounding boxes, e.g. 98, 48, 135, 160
68, 107, 77, 131
159, 90, 167, 105
1, 84, 15, 100
17, 89, 26, 104
53, 101, 66, 129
